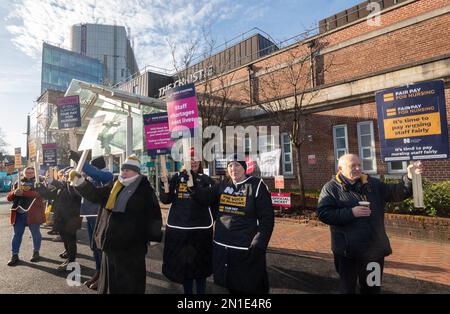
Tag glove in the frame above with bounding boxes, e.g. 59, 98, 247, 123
68, 150, 81, 163
69, 170, 85, 186
249, 246, 265, 261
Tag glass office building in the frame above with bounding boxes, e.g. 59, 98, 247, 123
41, 42, 104, 94
71, 24, 139, 86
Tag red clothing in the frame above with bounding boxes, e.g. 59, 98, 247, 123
7, 189, 46, 225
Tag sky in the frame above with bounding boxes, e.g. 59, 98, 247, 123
0, 0, 362, 155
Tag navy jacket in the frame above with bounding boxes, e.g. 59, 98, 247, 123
317, 174, 412, 259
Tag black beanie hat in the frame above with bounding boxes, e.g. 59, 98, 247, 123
227, 153, 247, 172
91, 156, 106, 170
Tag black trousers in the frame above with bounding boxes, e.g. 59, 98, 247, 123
334, 254, 384, 294
59, 230, 77, 262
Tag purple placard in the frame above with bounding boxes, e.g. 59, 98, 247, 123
42, 143, 57, 167
166, 83, 199, 138
143, 113, 175, 157
57, 95, 81, 129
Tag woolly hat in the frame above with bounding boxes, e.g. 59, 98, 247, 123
121, 155, 141, 173
227, 153, 247, 172
91, 156, 106, 170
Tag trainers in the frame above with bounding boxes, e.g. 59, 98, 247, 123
47, 230, 58, 235
7, 254, 19, 266
89, 280, 98, 291
52, 236, 62, 242
30, 251, 40, 262
57, 259, 70, 271
84, 272, 99, 287
59, 251, 68, 259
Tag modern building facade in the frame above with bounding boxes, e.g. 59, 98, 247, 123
41, 42, 104, 94
71, 24, 139, 86
118, 33, 278, 99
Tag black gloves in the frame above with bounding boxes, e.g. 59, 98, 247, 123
68, 150, 80, 163
249, 246, 266, 261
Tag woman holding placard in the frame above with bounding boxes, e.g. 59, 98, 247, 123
160, 148, 215, 294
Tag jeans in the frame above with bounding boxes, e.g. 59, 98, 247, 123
86, 216, 102, 271
12, 212, 42, 255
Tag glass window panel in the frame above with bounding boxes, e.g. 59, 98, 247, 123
363, 160, 374, 171
285, 164, 292, 172
336, 138, 346, 149
360, 123, 371, 135
390, 161, 405, 171
337, 149, 346, 159
361, 135, 371, 147
335, 127, 345, 138
362, 148, 372, 159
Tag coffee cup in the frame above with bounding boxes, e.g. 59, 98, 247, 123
359, 201, 370, 208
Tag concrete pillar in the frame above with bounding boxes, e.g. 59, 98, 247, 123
126, 105, 133, 157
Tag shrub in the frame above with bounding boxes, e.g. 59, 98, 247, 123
384, 179, 450, 217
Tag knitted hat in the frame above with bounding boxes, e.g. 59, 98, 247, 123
227, 153, 247, 172
91, 156, 106, 170
121, 155, 141, 173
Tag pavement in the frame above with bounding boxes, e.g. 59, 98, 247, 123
0, 192, 448, 294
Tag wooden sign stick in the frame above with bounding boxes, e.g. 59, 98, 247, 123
160, 155, 170, 193
411, 161, 424, 208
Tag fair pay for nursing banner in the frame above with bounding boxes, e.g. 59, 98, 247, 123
376, 80, 449, 162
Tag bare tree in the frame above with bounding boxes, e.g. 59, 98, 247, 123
167, 26, 243, 167
248, 38, 336, 206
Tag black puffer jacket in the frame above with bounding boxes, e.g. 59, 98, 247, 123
317, 174, 412, 260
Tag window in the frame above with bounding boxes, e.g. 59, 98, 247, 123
357, 121, 377, 174
258, 134, 275, 152
333, 125, 349, 171
388, 161, 407, 174
281, 133, 293, 175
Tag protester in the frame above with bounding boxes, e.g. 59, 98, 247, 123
36, 167, 82, 271
69, 150, 113, 290
69, 155, 163, 294
317, 154, 424, 294
6, 167, 46, 266
160, 149, 215, 294
190, 153, 274, 294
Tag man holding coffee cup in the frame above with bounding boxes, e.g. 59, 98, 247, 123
317, 154, 423, 294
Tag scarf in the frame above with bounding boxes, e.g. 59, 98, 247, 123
336, 172, 370, 200
105, 175, 142, 212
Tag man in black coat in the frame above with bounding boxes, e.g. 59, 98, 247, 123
317, 154, 424, 294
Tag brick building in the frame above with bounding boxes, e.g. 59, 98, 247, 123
191, 0, 450, 190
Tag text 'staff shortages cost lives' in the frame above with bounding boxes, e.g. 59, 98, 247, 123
376, 80, 449, 162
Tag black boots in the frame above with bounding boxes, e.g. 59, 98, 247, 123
30, 251, 40, 262
7, 254, 19, 266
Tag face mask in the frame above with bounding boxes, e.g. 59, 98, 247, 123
118, 174, 140, 186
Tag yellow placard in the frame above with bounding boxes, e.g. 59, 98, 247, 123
384, 112, 441, 139
219, 194, 247, 207
28, 140, 36, 159
178, 183, 188, 193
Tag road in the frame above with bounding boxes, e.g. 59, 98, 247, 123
0, 192, 448, 294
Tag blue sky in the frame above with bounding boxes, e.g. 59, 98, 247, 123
0, 0, 361, 155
